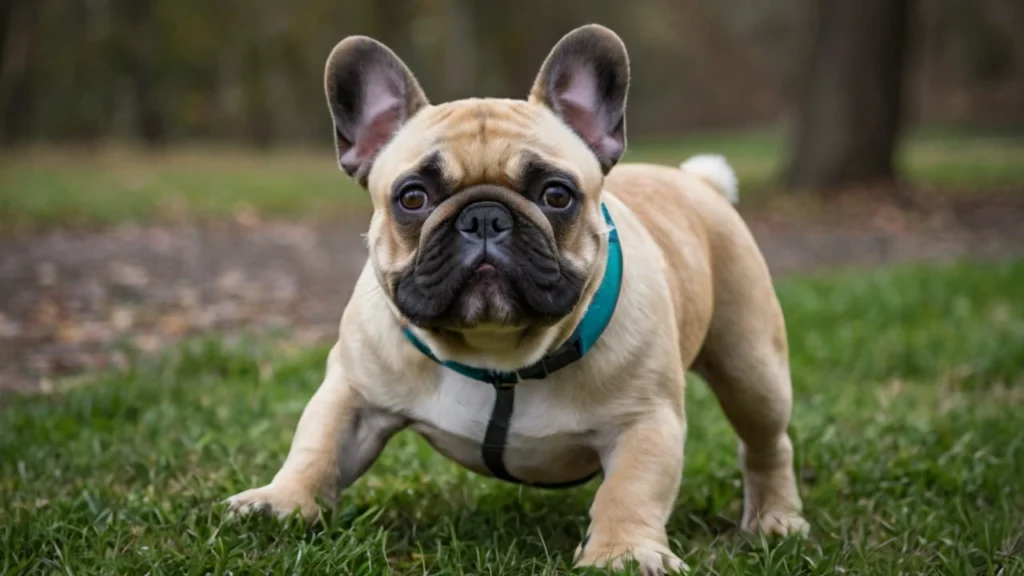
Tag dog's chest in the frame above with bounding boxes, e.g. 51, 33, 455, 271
405, 370, 602, 483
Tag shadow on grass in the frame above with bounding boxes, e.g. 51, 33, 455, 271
236, 465, 752, 568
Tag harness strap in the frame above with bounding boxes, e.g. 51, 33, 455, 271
482, 381, 601, 489
481, 383, 517, 483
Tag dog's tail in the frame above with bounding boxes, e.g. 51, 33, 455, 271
680, 154, 739, 205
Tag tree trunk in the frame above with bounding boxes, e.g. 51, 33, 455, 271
785, 0, 912, 191
109, 0, 165, 145
0, 0, 38, 147
116, 0, 167, 147
241, 44, 273, 149
443, 0, 477, 100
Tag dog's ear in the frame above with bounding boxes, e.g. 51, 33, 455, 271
529, 24, 630, 173
324, 37, 429, 186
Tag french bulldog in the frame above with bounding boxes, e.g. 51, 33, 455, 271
227, 24, 807, 574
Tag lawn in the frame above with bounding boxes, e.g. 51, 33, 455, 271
2, 261, 1023, 575
2, 127, 1023, 233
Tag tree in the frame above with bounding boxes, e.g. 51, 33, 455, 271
443, 0, 477, 100
785, 0, 912, 191
112, 0, 167, 146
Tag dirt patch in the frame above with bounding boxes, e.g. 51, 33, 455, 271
748, 188, 1024, 273
2, 191, 1022, 394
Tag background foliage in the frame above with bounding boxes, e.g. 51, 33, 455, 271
3, 0, 1023, 148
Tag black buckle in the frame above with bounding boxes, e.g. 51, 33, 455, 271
489, 372, 518, 388
517, 359, 549, 381
515, 336, 583, 381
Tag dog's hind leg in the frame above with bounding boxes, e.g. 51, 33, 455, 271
691, 249, 808, 536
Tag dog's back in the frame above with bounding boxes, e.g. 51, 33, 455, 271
603, 158, 779, 367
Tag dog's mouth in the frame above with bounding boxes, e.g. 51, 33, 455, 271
449, 266, 520, 327
391, 199, 586, 330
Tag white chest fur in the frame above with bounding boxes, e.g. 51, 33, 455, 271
406, 369, 602, 483
408, 369, 594, 441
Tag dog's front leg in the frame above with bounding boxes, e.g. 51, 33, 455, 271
226, 343, 406, 521
576, 404, 687, 575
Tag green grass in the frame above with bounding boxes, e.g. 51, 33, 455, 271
626, 126, 1024, 193
3, 261, 1023, 574
2, 127, 1023, 233
0, 148, 364, 234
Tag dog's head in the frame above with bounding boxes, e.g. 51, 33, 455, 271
325, 25, 629, 366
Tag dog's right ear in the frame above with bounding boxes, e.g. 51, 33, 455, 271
324, 37, 429, 186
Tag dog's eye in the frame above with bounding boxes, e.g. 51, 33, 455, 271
541, 184, 573, 210
398, 186, 428, 211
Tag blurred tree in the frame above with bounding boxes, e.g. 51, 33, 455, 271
0, 0, 38, 147
241, 43, 273, 148
63, 0, 117, 142
111, 0, 167, 146
443, 0, 477, 99
2, 0, 1020, 148
785, 0, 912, 191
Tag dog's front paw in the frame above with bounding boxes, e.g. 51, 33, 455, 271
741, 508, 809, 537
574, 538, 687, 575
224, 482, 320, 522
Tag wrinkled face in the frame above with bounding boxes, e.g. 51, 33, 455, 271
367, 99, 607, 329
323, 25, 629, 337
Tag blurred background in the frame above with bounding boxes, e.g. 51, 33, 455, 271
1, 0, 1023, 390
3, 0, 1024, 148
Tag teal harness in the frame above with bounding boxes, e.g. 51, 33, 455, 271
402, 203, 623, 487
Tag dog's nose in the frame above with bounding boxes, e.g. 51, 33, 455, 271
455, 201, 513, 244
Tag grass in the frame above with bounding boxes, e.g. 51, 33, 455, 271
632, 126, 1024, 193
2, 260, 1023, 574
2, 126, 1023, 233
0, 148, 360, 234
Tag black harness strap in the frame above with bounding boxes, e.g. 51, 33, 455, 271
515, 336, 584, 380
481, 383, 519, 483
481, 372, 600, 489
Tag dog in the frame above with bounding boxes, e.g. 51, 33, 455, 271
226, 24, 807, 574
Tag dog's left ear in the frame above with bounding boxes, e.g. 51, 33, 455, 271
529, 24, 630, 173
